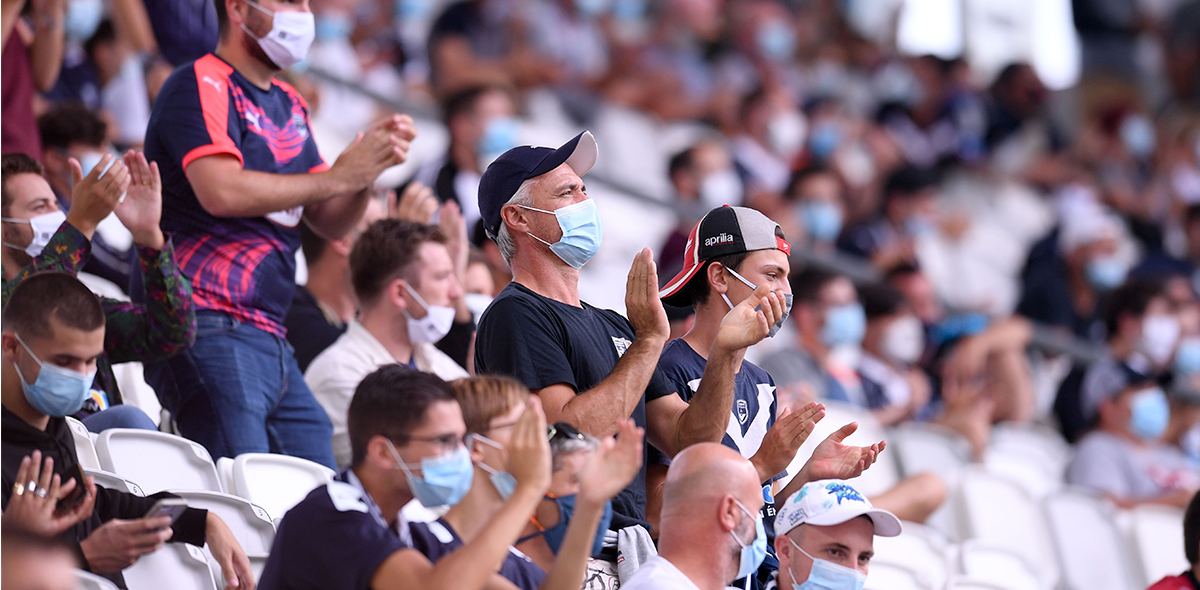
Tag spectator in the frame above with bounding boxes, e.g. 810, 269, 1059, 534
1066, 375, 1200, 508
652, 206, 886, 588
857, 283, 933, 426
619, 443, 766, 590
38, 104, 136, 288
1, 527, 79, 590
782, 164, 846, 255
258, 365, 556, 590
983, 62, 1070, 185
732, 85, 806, 195
142, 0, 416, 468
427, 0, 558, 94
1, 152, 193, 431
770, 479, 902, 590
306, 218, 470, 468
659, 139, 744, 283
410, 375, 643, 590
879, 55, 985, 167
411, 83, 519, 233
1057, 279, 1180, 443
2, 0, 65, 159
474, 132, 763, 536
838, 165, 937, 271
1145, 490, 1200, 590
0, 272, 252, 587
284, 196, 385, 373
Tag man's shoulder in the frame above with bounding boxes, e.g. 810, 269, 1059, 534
622, 556, 697, 590
660, 339, 702, 371
415, 342, 469, 380
157, 54, 230, 99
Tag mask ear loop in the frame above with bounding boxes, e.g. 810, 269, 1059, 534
383, 438, 422, 481
720, 265, 758, 311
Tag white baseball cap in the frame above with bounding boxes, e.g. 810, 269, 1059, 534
775, 480, 902, 538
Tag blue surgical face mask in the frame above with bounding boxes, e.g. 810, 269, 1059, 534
1086, 256, 1129, 291
11, 333, 96, 417
800, 201, 843, 242
1128, 387, 1170, 441
903, 215, 935, 238
395, 0, 432, 20
721, 266, 793, 338
520, 199, 603, 269
788, 538, 868, 590
756, 21, 796, 62
1176, 337, 1200, 375
808, 122, 842, 160
730, 498, 767, 582
386, 439, 474, 508
314, 13, 353, 43
469, 433, 518, 501
822, 303, 866, 347
478, 117, 520, 170
64, 0, 104, 42
519, 494, 614, 557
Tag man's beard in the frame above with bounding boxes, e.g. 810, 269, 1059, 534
242, 9, 284, 71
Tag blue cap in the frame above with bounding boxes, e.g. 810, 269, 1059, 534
477, 131, 598, 240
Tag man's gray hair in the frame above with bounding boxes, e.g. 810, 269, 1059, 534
549, 428, 600, 472
495, 178, 537, 264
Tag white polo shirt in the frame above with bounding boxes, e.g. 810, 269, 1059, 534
620, 556, 702, 590
305, 320, 468, 468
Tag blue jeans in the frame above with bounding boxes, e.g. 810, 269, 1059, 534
81, 405, 157, 432
146, 311, 336, 468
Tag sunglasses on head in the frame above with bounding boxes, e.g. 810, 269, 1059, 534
547, 421, 585, 442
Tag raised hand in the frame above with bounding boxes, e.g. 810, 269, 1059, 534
625, 247, 669, 343
750, 402, 823, 483
578, 418, 644, 505
115, 150, 165, 250
65, 153, 129, 239
714, 284, 786, 353
798, 422, 886, 483
505, 395, 552, 498
331, 114, 418, 194
2, 450, 96, 537
392, 181, 439, 223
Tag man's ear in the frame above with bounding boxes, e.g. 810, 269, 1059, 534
388, 279, 409, 312
500, 204, 531, 234
225, 0, 251, 27
329, 234, 355, 258
708, 262, 730, 296
368, 435, 399, 470
0, 333, 19, 364
718, 495, 741, 533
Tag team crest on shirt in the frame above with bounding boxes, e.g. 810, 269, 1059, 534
736, 399, 749, 424
611, 337, 631, 357
293, 112, 310, 140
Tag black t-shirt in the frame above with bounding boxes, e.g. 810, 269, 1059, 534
475, 282, 676, 530
283, 286, 347, 373
409, 518, 545, 590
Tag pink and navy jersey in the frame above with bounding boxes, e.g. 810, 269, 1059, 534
145, 54, 328, 336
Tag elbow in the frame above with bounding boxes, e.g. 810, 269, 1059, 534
196, 190, 238, 218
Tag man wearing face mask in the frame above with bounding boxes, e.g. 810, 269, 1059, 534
838, 166, 937, 271
409, 376, 643, 590
651, 206, 887, 589
259, 365, 557, 590
856, 284, 932, 427
621, 443, 768, 590
1067, 374, 1200, 509
411, 83, 520, 234
143, 0, 418, 468
475, 132, 782, 537
732, 86, 807, 194
1057, 279, 1181, 443
306, 219, 469, 469
1, 152, 195, 431
1, 273, 254, 588
770, 480, 902, 590
659, 140, 745, 285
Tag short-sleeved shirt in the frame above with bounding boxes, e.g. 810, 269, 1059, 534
619, 555, 701, 590
474, 281, 676, 530
258, 470, 410, 590
1066, 431, 1200, 500
657, 339, 782, 538
409, 518, 545, 590
144, 53, 328, 337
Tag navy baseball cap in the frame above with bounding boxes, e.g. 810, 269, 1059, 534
478, 131, 598, 240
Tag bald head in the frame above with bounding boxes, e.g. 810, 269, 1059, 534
662, 443, 761, 517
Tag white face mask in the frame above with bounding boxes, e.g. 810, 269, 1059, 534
881, 315, 924, 366
767, 110, 807, 159
2, 211, 67, 257
1139, 314, 1181, 367
242, 0, 315, 70
403, 282, 456, 344
698, 169, 743, 209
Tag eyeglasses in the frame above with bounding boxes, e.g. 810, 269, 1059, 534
397, 432, 465, 454
548, 421, 585, 442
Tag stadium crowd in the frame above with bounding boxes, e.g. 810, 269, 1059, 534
2, 0, 1200, 589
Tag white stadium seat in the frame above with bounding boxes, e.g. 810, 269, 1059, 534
956, 468, 1059, 590
83, 468, 145, 496
94, 429, 222, 494
122, 543, 218, 590
226, 453, 335, 523
957, 540, 1043, 590
65, 417, 101, 471
983, 423, 1069, 498
889, 422, 973, 484
1127, 504, 1188, 588
781, 402, 901, 498
170, 490, 276, 587
864, 560, 928, 590
947, 576, 1019, 590
872, 525, 951, 590
75, 569, 120, 590
1043, 489, 1138, 590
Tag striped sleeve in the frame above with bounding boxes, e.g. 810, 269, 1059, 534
153, 55, 244, 172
